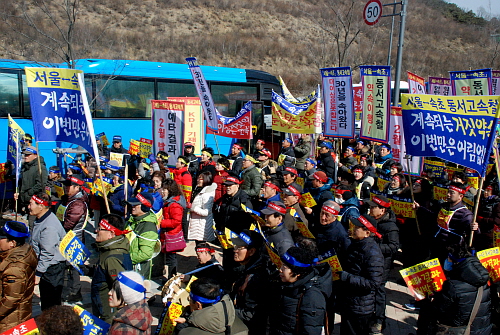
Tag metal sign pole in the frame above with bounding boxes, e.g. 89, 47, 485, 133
392, 0, 407, 107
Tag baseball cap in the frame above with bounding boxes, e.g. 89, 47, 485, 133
113, 135, 122, 143
230, 230, 262, 248
350, 214, 381, 238
62, 176, 85, 187
0, 221, 30, 239
309, 171, 328, 183
184, 142, 194, 148
22, 146, 37, 155
126, 192, 154, 208
366, 195, 391, 208
222, 176, 241, 186
282, 184, 303, 197
259, 149, 272, 158
261, 201, 287, 215
282, 167, 298, 176
318, 142, 333, 150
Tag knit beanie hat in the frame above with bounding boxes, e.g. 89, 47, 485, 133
117, 271, 146, 305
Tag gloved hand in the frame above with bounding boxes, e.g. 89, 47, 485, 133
148, 153, 157, 164
336, 271, 349, 282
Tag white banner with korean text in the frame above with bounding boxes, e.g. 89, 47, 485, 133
152, 100, 184, 167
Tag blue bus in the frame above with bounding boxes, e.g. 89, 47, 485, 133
0, 58, 281, 167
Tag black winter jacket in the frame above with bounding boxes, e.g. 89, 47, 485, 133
433, 257, 492, 335
375, 210, 400, 259
20, 156, 48, 205
263, 223, 295, 256
338, 237, 384, 316
272, 265, 332, 335
317, 151, 335, 180
312, 220, 351, 261
279, 146, 296, 168
213, 189, 253, 233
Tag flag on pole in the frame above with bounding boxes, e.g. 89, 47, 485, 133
7, 115, 25, 189
185, 57, 219, 133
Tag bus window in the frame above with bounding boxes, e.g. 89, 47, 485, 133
0, 72, 21, 117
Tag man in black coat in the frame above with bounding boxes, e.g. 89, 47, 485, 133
183, 142, 199, 180
278, 138, 296, 168
317, 142, 336, 180
337, 214, 384, 335
109, 135, 128, 154
261, 201, 294, 256
228, 143, 244, 176
367, 195, 400, 333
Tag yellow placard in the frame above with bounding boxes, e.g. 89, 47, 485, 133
296, 221, 315, 239
25, 67, 82, 90
299, 192, 317, 208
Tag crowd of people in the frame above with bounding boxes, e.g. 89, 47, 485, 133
0, 132, 498, 335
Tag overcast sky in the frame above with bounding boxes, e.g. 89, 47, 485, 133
446, 0, 500, 17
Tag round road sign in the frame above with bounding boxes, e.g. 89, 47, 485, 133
364, 0, 382, 26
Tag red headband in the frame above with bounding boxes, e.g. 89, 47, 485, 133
361, 156, 367, 161
32, 195, 49, 207
415, 179, 422, 184
226, 176, 241, 184
335, 189, 348, 195
392, 176, 401, 183
257, 139, 265, 145
322, 205, 339, 215
486, 185, 493, 191
449, 185, 466, 194
286, 186, 301, 197
68, 176, 84, 186
261, 149, 272, 158
372, 196, 391, 208
99, 219, 131, 236
137, 194, 153, 208
353, 168, 363, 174
233, 144, 243, 150
313, 172, 327, 183
195, 247, 215, 253
264, 182, 282, 193
285, 167, 297, 175
358, 216, 382, 239
267, 202, 287, 214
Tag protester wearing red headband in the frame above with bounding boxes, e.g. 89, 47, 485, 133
257, 180, 282, 211
92, 214, 133, 322
304, 170, 334, 227
228, 143, 245, 175
337, 214, 384, 335
261, 201, 294, 256
257, 148, 279, 181
28, 192, 67, 311
312, 200, 350, 260
366, 195, 399, 331
413, 181, 473, 264
281, 184, 309, 237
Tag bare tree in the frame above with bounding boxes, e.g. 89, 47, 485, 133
0, 0, 132, 68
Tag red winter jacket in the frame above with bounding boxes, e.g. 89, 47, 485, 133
160, 195, 185, 235
171, 167, 192, 201
213, 170, 230, 203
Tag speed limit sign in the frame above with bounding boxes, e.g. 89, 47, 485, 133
364, 0, 382, 26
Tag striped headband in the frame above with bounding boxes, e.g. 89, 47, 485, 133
31, 195, 49, 207
322, 205, 339, 216
266, 202, 287, 214
264, 182, 282, 193
357, 216, 382, 239
449, 185, 466, 195
137, 194, 153, 207
99, 219, 130, 236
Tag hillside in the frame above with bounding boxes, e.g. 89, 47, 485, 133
1, 0, 499, 95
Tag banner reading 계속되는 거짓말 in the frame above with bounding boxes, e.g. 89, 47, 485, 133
25, 68, 97, 157
401, 94, 500, 177
320, 67, 355, 138
450, 68, 493, 96
359, 66, 391, 143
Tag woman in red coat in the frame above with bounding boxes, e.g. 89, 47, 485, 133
213, 156, 231, 203
171, 155, 193, 201
160, 179, 187, 279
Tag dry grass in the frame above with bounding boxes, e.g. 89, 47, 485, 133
0, 0, 499, 96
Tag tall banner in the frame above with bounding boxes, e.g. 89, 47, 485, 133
450, 68, 493, 96
207, 101, 253, 139
402, 94, 500, 177
389, 107, 422, 174
168, 97, 204, 155
492, 71, 500, 95
407, 71, 426, 94
428, 77, 451, 96
320, 67, 355, 138
185, 57, 218, 133
25, 68, 97, 158
152, 100, 184, 167
7, 115, 25, 188
353, 86, 363, 129
271, 91, 322, 134
359, 66, 391, 143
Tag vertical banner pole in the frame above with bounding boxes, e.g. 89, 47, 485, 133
469, 177, 485, 247
406, 155, 421, 235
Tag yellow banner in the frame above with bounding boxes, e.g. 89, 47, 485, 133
296, 221, 315, 239
25, 67, 82, 90
272, 100, 321, 134
299, 192, 317, 207
169, 97, 204, 155
402, 94, 500, 117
